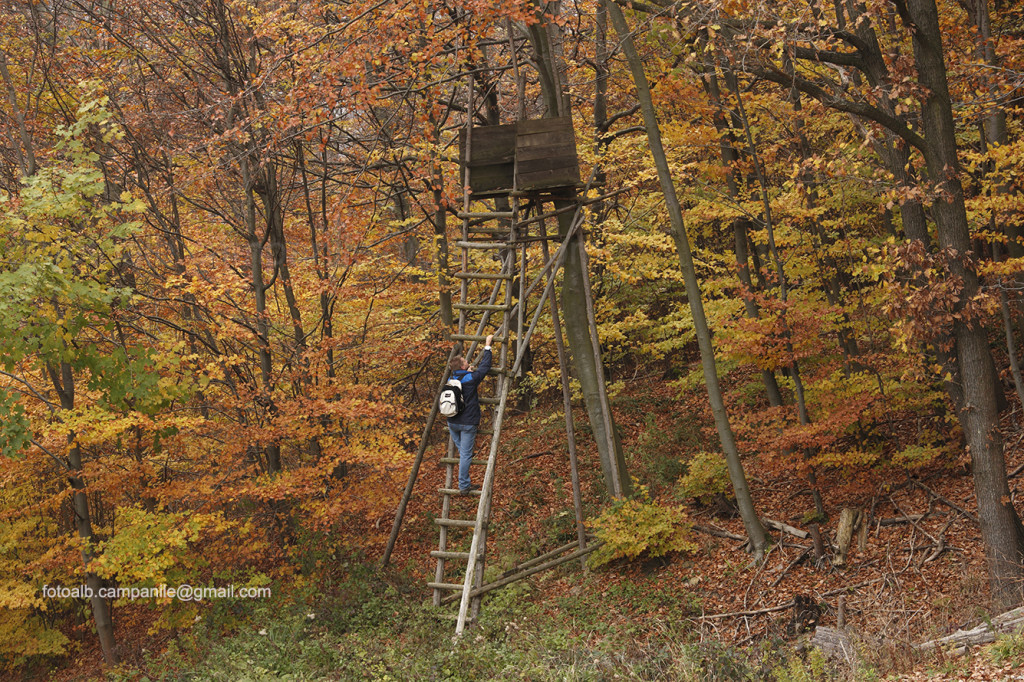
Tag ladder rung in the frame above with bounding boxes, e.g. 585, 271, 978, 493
453, 271, 514, 280
440, 457, 485, 465
454, 303, 511, 311
478, 428, 494, 435
431, 550, 473, 560
479, 397, 500, 405
434, 519, 477, 528
427, 582, 467, 591
485, 368, 506, 377
455, 241, 509, 249
449, 333, 506, 342
458, 211, 513, 219
439, 487, 483, 496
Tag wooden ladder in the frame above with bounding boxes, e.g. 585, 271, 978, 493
426, 193, 524, 634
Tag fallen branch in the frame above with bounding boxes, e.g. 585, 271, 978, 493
769, 546, 812, 589
910, 479, 979, 524
699, 579, 882, 621
877, 514, 925, 526
763, 518, 810, 539
509, 450, 554, 465
693, 524, 746, 542
820, 579, 882, 597
923, 536, 946, 564
700, 600, 796, 620
889, 496, 937, 546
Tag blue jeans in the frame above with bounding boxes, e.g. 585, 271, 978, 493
448, 423, 478, 490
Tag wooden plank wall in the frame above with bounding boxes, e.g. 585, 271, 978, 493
515, 118, 580, 192
459, 117, 580, 196
460, 124, 516, 195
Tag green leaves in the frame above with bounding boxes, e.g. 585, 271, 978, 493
0, 391, 30, 459
0, 91, 162, 455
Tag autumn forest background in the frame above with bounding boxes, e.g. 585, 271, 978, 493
2, 0, 1024, 679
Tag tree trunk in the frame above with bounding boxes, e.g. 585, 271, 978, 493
433, 160, 453, 326
606, 1, 768, 556
0, 51, 37, 176
261, 160, 322, 460
729, 69, 825, 517
241, 155, 281, 474
700, 65, 784, 406
901, 0, 1024, 606
526, 8, 630, 496
50, 361, 119, 665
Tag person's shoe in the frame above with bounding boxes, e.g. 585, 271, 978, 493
459, 484, 481, 495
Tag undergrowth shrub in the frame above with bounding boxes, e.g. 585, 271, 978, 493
987, 626, 1024, 667
589, 484, 697, 568
100, 559, 886, 681
771, 646, 831, 681
676, 450, 731, 505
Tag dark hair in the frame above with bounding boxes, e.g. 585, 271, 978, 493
450, 355, 466, 372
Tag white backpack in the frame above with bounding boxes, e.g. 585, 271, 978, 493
438, 378, 465, 417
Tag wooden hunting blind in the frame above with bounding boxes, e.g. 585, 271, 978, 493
459, 116, 580, 196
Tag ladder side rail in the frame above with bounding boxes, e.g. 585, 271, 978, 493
470, 203, 519, 623
462, 251, 514, 366
434, 236, 512, 606
390, 204, 506, 570
494, 204, 588, 334
381, 344, 464, 568
515, 200, 527, 380
455, 244, 516, 636
433, 438, 457, 606
458, 73, 474, 340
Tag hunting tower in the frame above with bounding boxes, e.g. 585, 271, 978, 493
382, 42, 611, 637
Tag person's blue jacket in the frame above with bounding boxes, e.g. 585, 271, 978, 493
447, 349, 492, 426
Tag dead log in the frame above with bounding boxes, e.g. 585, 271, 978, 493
810, 626, 856, 661
833, 508, 862, 568
808, 523, 825, 561
915, 606, 1024, 654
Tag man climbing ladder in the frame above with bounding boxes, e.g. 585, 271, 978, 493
447, 334, 494, 494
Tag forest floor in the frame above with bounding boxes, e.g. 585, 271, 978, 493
35, 374, 1024, 680
379, 372, 1024, 680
